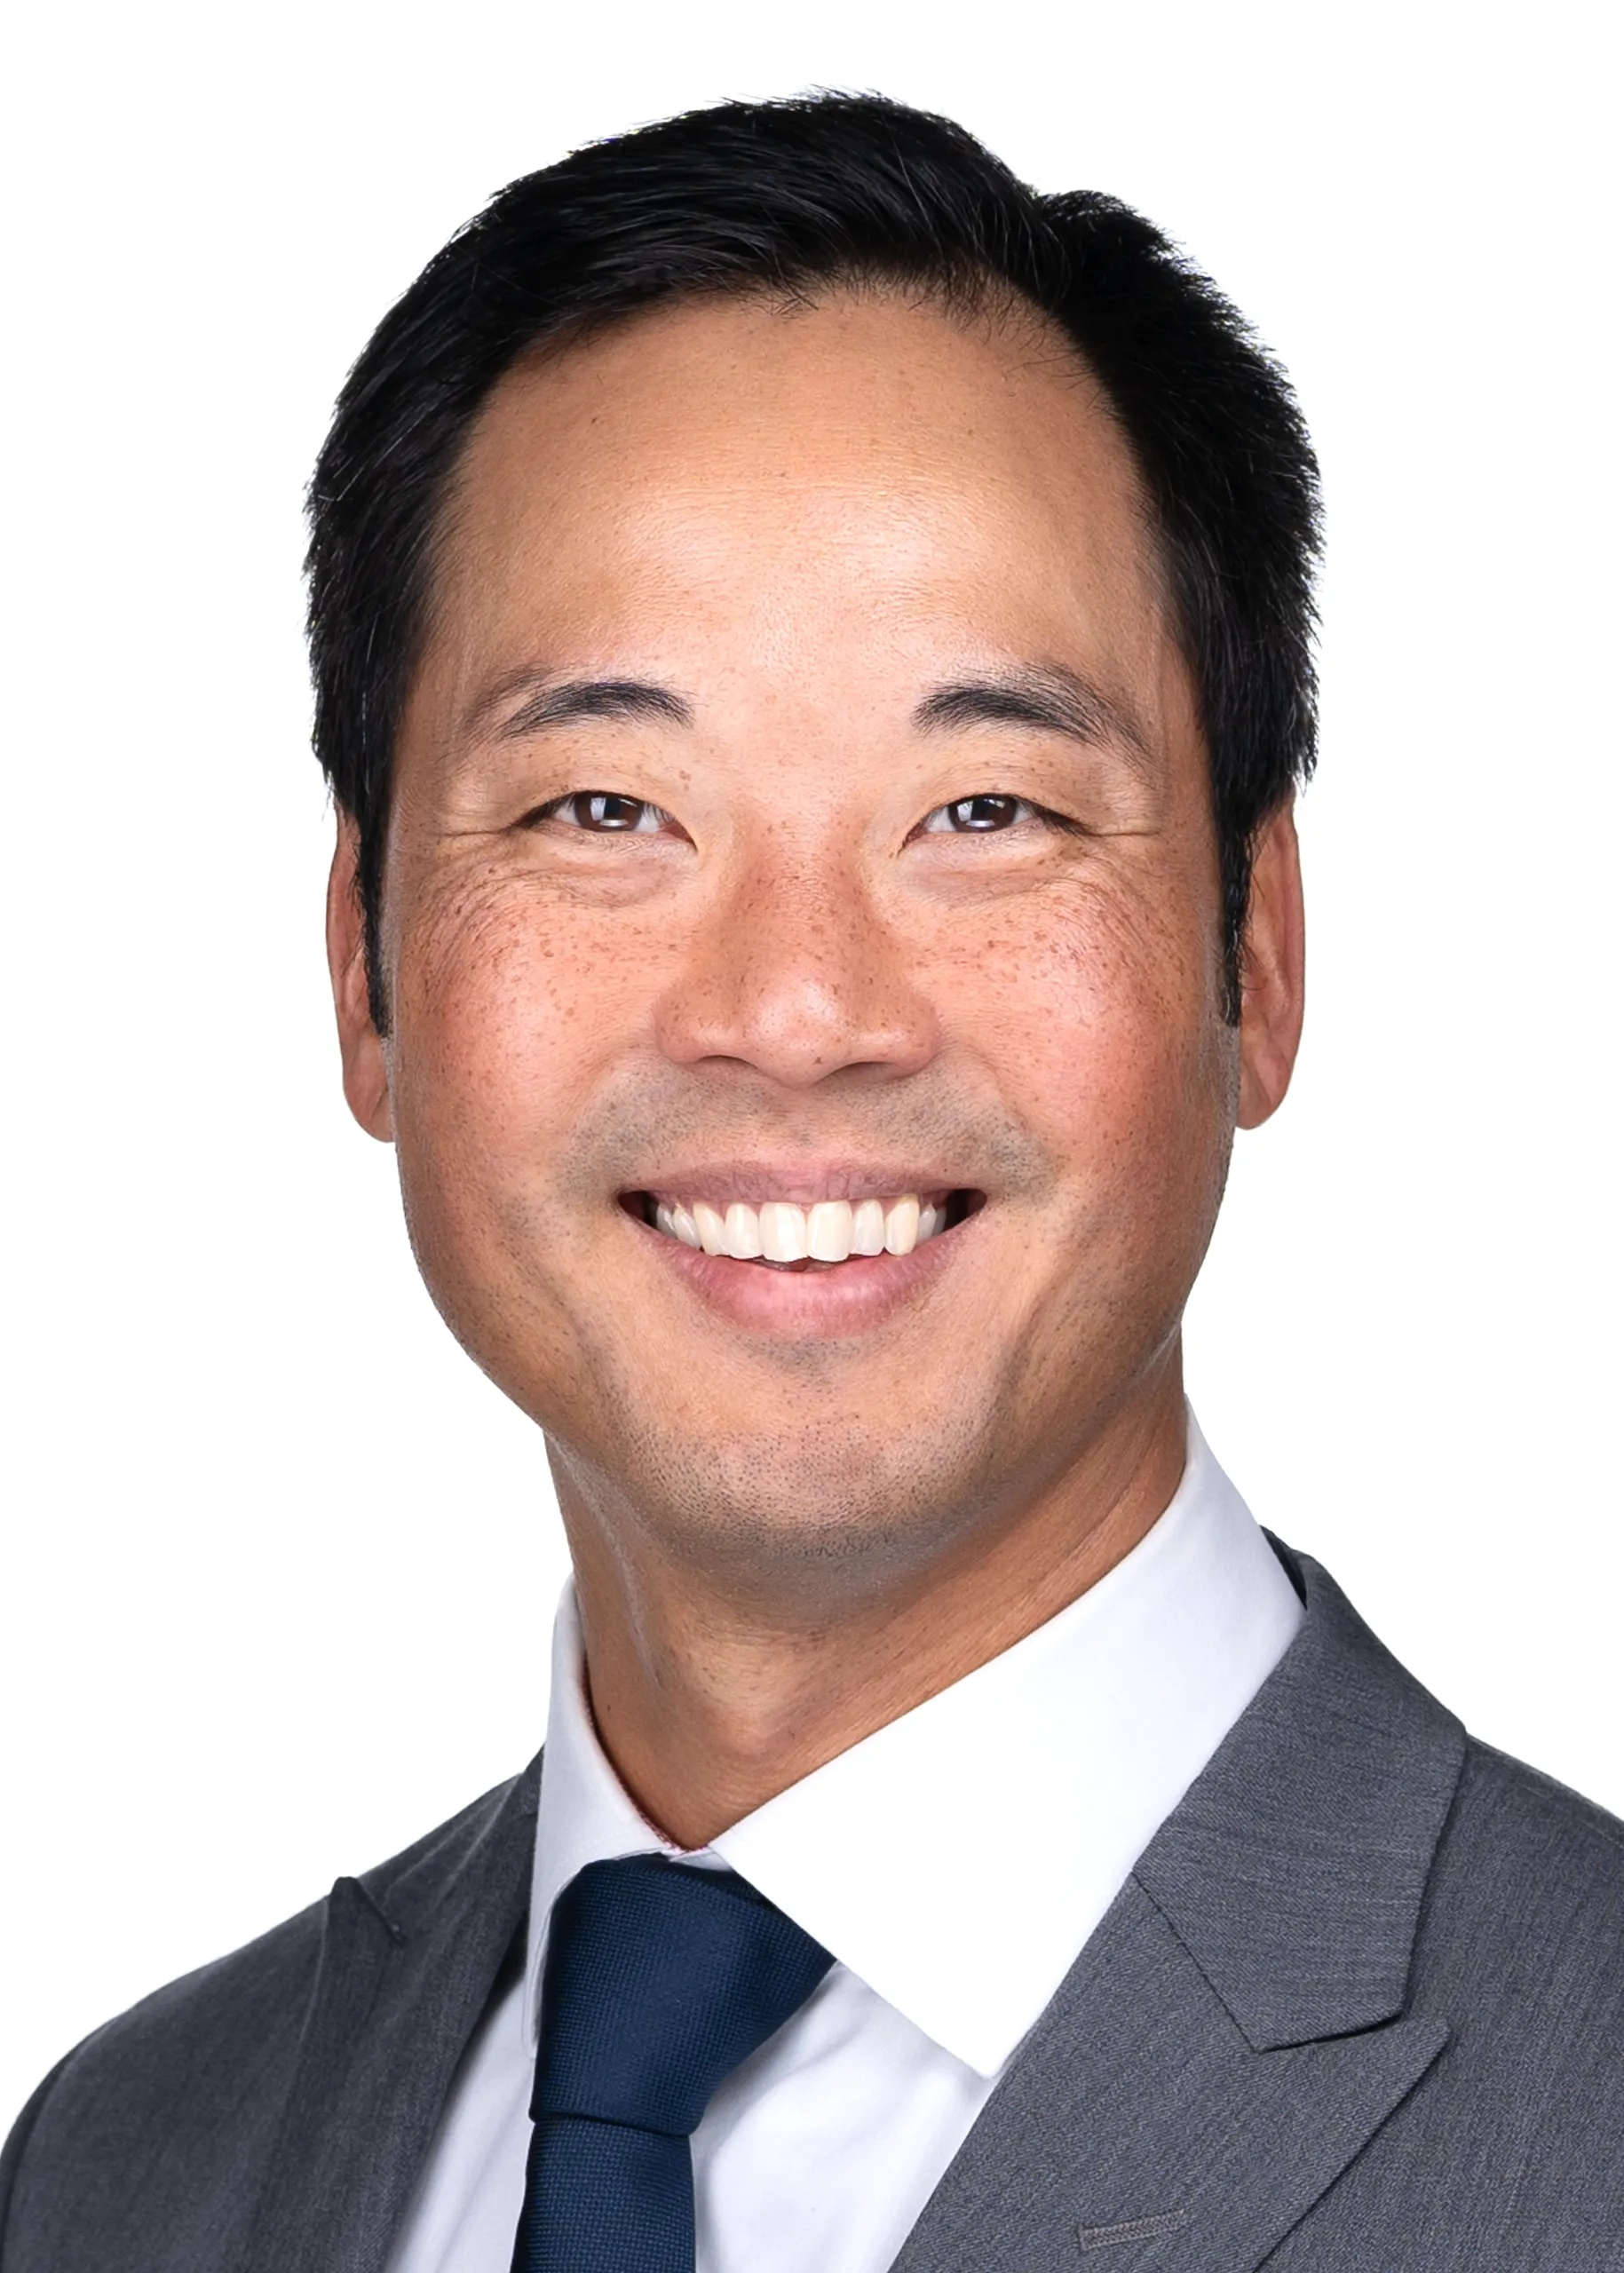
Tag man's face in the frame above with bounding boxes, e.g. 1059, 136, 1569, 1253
334, 290, 1295, 1593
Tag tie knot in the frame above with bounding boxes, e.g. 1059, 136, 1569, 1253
533, 1856, 833, 2138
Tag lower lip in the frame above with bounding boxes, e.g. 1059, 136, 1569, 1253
633, 1216, 970, 1337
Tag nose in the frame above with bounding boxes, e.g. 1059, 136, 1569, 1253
653, 842, 939, 1089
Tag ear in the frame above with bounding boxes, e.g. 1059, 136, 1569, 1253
1236, 800, 1306, 1130
326, 814, 394, 1142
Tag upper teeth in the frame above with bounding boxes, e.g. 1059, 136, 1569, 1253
652, 1194, 948, 1262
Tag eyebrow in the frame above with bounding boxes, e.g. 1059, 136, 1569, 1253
913, 666, 1153, 767
470, 674, 696, 741
465, 661, 1151, 764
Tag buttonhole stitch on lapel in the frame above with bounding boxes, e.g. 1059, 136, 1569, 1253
1076, 2209, 1188, 2251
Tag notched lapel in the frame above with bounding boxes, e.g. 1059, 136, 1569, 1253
890, 1882, 1450, 2273
1134, 1546, 1467, 2053
891, 1555, 1464, 2273
241, 1761, 539, 2273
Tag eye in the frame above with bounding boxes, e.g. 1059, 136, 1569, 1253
919, 793, 1040, 835
539, 791, 672, 834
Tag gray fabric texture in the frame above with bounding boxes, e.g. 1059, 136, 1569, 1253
4, 1546, 1622, 2270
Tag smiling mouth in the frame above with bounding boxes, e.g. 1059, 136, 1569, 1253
626, 1189, 981, 1269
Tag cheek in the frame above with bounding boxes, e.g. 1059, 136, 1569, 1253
386, 868, 633, 1188
379, 871, 657, 1400
957, 877, 1233, 1197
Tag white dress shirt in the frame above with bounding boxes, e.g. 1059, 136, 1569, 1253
385, 1412, 1303, 2273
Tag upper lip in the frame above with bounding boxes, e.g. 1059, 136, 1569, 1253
622, 1159, 979, 1208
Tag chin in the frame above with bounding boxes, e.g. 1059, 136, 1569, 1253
557, 1399, 1012, 1596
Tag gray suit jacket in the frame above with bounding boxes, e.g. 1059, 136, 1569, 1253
4, 1546, 1622, 2269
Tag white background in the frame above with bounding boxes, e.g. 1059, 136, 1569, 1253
3, 0, 1619, 2132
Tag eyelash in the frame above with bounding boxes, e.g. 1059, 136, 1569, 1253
529, 790, 1082, 840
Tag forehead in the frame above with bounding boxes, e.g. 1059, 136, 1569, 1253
453, 289, 1157, 573
421, 289, 1176, 714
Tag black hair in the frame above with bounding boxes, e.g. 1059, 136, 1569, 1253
307, 91, 1320, 1029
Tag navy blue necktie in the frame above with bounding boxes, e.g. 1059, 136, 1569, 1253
510, 1855, 834, 2273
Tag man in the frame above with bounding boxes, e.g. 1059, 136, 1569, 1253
4, 90, 1620, 2272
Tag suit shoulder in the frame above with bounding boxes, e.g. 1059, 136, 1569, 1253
19, 1886, 329, 2130
1, 1764, 535, 2263
1446, 1735, 1624, 1900
0, 1891, 328, 2268
17, 1763, 532, 2107
1414, 1733, 1624, 2081
25, 1764, 527, 2087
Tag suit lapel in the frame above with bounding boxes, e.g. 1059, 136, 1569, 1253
242, 1757, 540, 2273
889, 1877, 1449, 2271
891, 1551, 1466, 2272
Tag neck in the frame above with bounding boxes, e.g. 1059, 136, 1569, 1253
555, 1355, 1188, 1851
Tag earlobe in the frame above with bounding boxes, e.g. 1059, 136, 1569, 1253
325, 815, 394, 1142
1236, 800, 1306, 1130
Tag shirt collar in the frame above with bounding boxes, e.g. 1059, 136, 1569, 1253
525, 1408, 1302, 2077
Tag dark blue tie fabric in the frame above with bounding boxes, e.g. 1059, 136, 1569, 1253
510, 1855, 834, 2273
